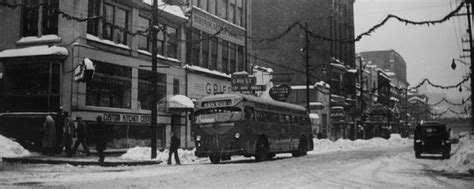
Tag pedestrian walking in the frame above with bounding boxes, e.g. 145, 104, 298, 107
63, 112, 75, 157
95, 116, 107, 163
167, 132, 181, 165
42, 115, 57, 155
55, 108, 64, 154
72, 117, 90, 156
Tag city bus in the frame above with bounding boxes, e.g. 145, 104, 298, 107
193, 93, 314, 163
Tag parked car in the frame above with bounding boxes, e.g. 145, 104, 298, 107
414, 122, 451, 159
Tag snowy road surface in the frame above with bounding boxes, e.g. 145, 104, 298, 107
1, 146, 473, 188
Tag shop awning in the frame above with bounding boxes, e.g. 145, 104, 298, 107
0, 45, 68, 58
169, 95, 194, 111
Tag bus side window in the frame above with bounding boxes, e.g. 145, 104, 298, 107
244, 107, 255, 120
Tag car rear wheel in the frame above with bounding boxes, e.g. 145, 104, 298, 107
292, 136, 308, 157
209, 154, 221, 164
415, 151, 421, 159
442, 150, 450, 159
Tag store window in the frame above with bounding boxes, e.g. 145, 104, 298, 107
86, 61, 132, 109
237, 45, 244, 71
222, 40, 229, 74
210, 37, 218, 71
137, 70, 166, 110
1, 61, 60, 112
166, 26, 178, 58
138, 16, 150, 51
22, 0, 58, 37
229, 43, 236, 73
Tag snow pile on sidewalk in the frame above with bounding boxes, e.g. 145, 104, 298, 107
310, 134, 412, 154
119, 147, 197, 164
0, 135, 31, 160
435, 135, 474, 173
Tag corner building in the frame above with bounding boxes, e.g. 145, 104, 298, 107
0, 0, 249, 151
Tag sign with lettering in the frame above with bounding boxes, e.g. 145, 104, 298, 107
192, 7, 246, 44
231, 76, 256, 86
269, 84, 291, 101
187, 73, 232, 99
102, 113, 152, 123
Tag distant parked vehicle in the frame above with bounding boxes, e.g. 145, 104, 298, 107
414, 122, 451, 159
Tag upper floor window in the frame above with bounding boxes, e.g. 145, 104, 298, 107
87, 0, 129, 45
22, 0, 58, 37
229, 1, 235, 24
219, 0, 228, 19
166, 26, 178, 58
137, 16, 150, 51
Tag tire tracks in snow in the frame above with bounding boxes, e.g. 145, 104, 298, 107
400, 154, 455, 188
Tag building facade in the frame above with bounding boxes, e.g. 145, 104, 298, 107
0, 0, 250, 151
250, 0, 356, 139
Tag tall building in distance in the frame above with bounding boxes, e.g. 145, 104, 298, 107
359, 49, 408, 86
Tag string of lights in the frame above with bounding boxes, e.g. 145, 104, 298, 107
429, 96, 472, 106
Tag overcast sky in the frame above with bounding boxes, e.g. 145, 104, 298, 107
354, 0, 470, 99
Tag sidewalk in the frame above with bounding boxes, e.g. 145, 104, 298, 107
2, 149, 162, 167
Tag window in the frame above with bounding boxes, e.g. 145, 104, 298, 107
200, 0, 208, 11
173, 79, 180, 95
1, 61, 60, 112
208, 0, 216, 14
219, 0, 228, 19
191, 29, 201, 65
22, 0, 58, 37
229, 1, 236, 24
87, 0, 101, 35
229, 43, 236, 73
166, 26, 178, 58
237, 45, 244, 71
210, 37, 218, 70
137, 70, 166, 110
138, 16, 150, 51
86, 61, 132, 109
157, 24, 165, 55
201, 33, 210, 68
222, 40, 229, 74
236, 6, 242, 26
98, 3, 129, 44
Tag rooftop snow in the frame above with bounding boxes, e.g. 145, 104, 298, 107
16, 35, 62, 44
291, 85, 315, 90
184, 64, 231, 78
87, 34, 131, 50
0, 45, 68, 58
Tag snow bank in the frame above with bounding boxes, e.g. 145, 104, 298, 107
310, 134, 412, 154
435, 135, 474, 173
0, 135, 31, 160
119, 147, 198, 164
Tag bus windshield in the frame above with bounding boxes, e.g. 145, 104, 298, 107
195, 107, 243, 124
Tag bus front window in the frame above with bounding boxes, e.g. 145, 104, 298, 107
195, 107, 242, 123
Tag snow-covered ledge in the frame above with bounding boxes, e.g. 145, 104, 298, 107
16, 35, 62, 45
86, 34, 131, 50
138, 49, 181, 63
0, 45, 68, 58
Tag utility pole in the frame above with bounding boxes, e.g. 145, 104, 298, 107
358, 55, 364, 140
305, 22, 311, 113
466, 1, 474, 132
150, 0, 158, 159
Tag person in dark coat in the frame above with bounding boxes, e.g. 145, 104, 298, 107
95, 116, 107, 163
167, 132, 181, 165
55, 108, 64, 154
42, 115, 57, 155
72, 117, 90, 156
63, 112, 75, 157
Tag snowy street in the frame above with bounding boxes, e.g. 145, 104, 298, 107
1, 135, 473, 188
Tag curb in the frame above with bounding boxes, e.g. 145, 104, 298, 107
2, 157, 162, 167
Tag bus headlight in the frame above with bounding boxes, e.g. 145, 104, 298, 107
234, 133, 240, 139
196, 135, 201, 141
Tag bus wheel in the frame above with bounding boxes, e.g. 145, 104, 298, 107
292, 136, 307, 157
209, 154, 221, 164
255, 138, 269, 162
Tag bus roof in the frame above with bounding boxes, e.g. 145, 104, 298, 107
198, 93, 307, 112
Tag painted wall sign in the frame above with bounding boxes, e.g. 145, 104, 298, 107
192, 7, 246, 45
187, 73, 232, 99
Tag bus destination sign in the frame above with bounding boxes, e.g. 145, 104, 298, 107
202, 100, 232, 107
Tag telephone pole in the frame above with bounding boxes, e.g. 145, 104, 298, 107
150, 0, 158, 159
466, 1, 474, 132
305, 22, 311, 113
